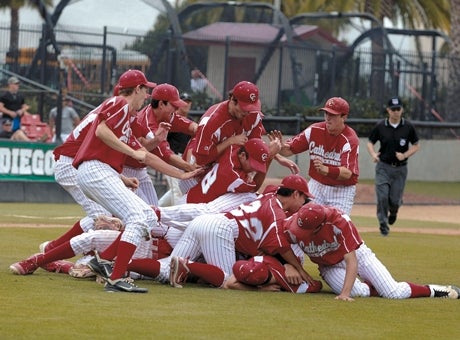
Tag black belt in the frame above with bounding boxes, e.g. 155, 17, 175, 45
383, 161, 407, 167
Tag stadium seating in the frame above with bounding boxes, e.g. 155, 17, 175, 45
20, 114, 53, 142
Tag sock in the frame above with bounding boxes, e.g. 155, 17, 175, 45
47, 220, 84, 251
188, 261, 225, 287
408, 282, 431, 298
364, 280, 379, 297
35, 241, 76, 266
127, 258, 160, 278
110, 241, 136, 280
100, 233, 122, 260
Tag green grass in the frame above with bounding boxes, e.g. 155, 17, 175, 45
1, 200, 460, 339
358, 179, 460, 201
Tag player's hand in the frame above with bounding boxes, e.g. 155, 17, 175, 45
230, 133, 248, 146
131, 150, 147, 163
258, 284, 281, 292
395, 151, 406, 161
155, 122, 171, 143
313, 159, 327, 175
179, 167, 205, 180
268, 137, 281, 157
269, 130, 284, 144
335, 294, 354, 302
120, 175, 139, 190
283, 264, 304, 285
275, 155, 299, 174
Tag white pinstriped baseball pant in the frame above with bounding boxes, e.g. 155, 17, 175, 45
308, 178, 356, 215
54, 155, 109, 232
319, 243, 412, 298
76, 160, 166, 246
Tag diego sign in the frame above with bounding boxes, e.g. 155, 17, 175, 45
0, 140, 56, 182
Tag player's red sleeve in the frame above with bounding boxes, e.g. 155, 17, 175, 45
286, 129, 309, 154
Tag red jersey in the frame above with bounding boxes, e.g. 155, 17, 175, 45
124, 106, 194, 168
192, 101, 265, 166
73, 96, 142, 173
186, 144, 257, 204
53, 104, 102, 160
227, 193, 291, 257
291, 207, 363, 266
286, 121, 359, 186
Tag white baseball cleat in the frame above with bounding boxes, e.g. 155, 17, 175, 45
169, 256, 190, 288
429, 285, 460, 299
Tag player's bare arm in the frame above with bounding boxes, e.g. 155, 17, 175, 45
396, 143, 420, 161
143, 152, 203, 180
280, 249, 314, 284
283, 263, 304, 285
95, 120, 141, 158
312, 159, 352, 180
216, 133, 248, 156
167, 154, 200, 172
335, 250, 358, 302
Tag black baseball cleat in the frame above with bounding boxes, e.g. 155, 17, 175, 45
105, 278, 148, 293
388, 214, 397, 225
86, 252, 113, 279
379, 223, 389, 236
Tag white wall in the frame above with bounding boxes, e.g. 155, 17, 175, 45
267, 138, 460, 182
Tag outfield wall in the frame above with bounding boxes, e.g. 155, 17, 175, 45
267, 138, 460, 182
0, 138, 458, 203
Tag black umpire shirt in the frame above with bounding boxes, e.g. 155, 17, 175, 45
368, 118, 419, 166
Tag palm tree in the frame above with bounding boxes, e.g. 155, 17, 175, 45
0, 0, 53, 72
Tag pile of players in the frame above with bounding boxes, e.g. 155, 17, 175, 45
9, 70, 460, 300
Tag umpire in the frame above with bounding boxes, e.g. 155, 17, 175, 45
366, 97, 420, 236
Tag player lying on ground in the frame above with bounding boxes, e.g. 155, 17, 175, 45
283, 203, 460, 301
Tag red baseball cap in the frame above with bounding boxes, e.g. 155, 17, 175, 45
244, 138, 269, 174
280, 175, 314, 198
284, 203, 326, 243
118, 69, 157, 89
232, 81, 261, 112
320, 97, 349, 115
232, 258, 270, 285
151, 83, 187, 109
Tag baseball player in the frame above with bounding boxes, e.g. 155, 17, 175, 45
284, 203, 460, 301
185, 138, 271, 203
40, 90, 171, 256
224, 255, 322, 293
123, 84, 199, 205
275, 97, 359, 215
180, 81, 298, 194
168, 174, 316, 288
71, 69, 201, 293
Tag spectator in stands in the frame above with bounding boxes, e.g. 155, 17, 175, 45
48, 97, 80, 142
0, 76, 30, 132
190, 68, 207, 93
0, 118, 30, 141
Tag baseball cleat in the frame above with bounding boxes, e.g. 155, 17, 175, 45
86, 252, 113, 279
41, 260, 74, 274
429, 284, 460, 299
388, 214, 397, 225
104, 278, 148, 293
169, 256, 190, 288
9, 253, 42, 275
379, 223, 389, 236
39, 240, 51, 253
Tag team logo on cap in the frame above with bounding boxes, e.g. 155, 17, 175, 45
249, 93, 257, 103
297, 216, 303, 227
261, 153, 268, 162
327, 99, 335, 107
